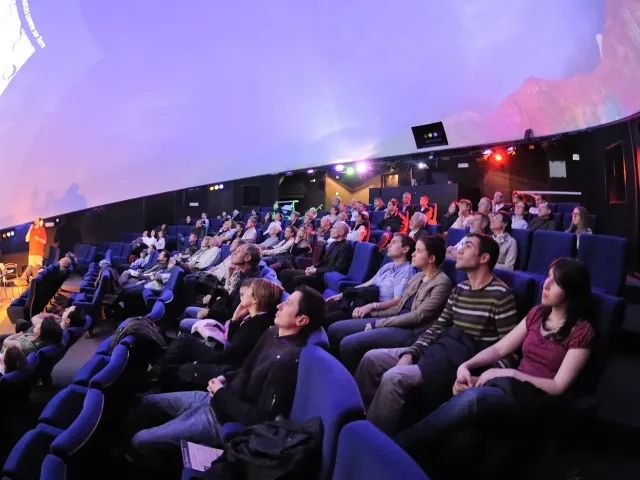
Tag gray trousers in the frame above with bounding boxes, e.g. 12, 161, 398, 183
354, 347, 423, 435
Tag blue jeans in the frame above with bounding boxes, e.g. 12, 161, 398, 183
328, 319, 417, 373
394, 386, 513, 452
184, 306, 203, 318
132, 391, 222, 451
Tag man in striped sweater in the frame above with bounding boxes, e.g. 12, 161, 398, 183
354, 233, 519, 435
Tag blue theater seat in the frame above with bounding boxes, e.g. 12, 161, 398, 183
40, 454, 67, 480
73, 269, 110, 331
370, 211, 385, 228
445, 228, 466, 247
492, 269, 536, 319
441, 258, 466, 286
323, 242, 377, 297
220, 346, 364, 480
2, 423, 62, 480
555, 202, 579, 215
141, 266, 185, 310
577, 234, 628, 296
552, 213, 564, 230
524, 231, 576, 302
35, 330, 70, 386
72, 345, 129, 390
333, 421, 429, 480
509, 229, 532, 271
65, 315, 92, 348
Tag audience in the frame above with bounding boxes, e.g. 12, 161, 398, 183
441, 201, 459, 232
395, 258, 594, 477
566, 206, 592, 247
354, 233, 518, 434
347, 212, 371, 242
408, 212, 427, 239
289, 211, 303, 228
330, 234, 452, 373
491, 212, 518, 271
151, 278, 283, 391
325, 233, 416, 325
0, 345, 28, 376
327, 207, 339, 224
446, 212, 489, 259
511, 201, 529, 229
451, 199, 473, 229
128, 286, 325, 462
266, 227, 311, 272
241, 217, 258, 243
0, 317, 64, 357
262, 226, 296, 260
528, 202, 557, 231
179, 237, 221, 274
256, 224, 282, 250
376, 199, 407, 249
155, 230, 166, 250
316, 216, 332, 238
492, 191, 505, 213
280, 221, 353, 293
529, 194, 544, 215
417, 195, 434, 224
399, 192, 415, 219
372, 197, 385, 212
477, 197, 493, 217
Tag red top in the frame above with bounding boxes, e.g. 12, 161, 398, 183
517, 305, 594, 380
29, 225, 47, 256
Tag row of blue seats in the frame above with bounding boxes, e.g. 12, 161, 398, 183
7, 262, 74, 324
446, 228, 628, 296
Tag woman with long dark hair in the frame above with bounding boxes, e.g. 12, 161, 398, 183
395, 258, 595, 474
566, 206, 592, 247
348, 212, 371, 242
441, 201, 459, 232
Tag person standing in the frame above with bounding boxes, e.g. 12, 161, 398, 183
25, 217, 47, 266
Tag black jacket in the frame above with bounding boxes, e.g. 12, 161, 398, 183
528, 216, 557, 232
377, 212, 405, 233
204, 313, 274, 366
314, 239, 353, 276
211, 326, 307, 425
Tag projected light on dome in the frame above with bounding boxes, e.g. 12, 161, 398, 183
334, 164, 345, 173
355, 162, 368, 173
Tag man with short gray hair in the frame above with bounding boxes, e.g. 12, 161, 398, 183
280, 221, 354, 293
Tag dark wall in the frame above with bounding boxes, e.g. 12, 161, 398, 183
279, 173, 325, 214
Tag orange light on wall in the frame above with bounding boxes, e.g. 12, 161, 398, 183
494, 154, 503, 162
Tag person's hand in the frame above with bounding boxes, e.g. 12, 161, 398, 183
353, 304, 375, 318
397, 354, 413, 366
207, 377, 225, 397
232, 304, 249, 322
196, 308, 209, 319
216, 375, 227, 385
456, 364, 472, 387
202, 294, 212, 305
475, 368, 516, 387
326, 293, 343, 302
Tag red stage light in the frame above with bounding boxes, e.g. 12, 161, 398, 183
495, 154, 503, 162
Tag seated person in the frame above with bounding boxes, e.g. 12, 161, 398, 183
256, 225, 282, 251
528, 202, 557, 231
347, 212, 370, 242
301, 212, 316, 233
511, 201, 529, 230
329, 235, 452, 373
441, 201, 460, 233
192, 220, 205, 239
180, 237, 221, 274
15, 305, 85, 333
215, 220, 236, 244
0, 317, 64, 357
315, 216, 332, 239
395, 259, 594, 478
266, 213, 283, 232
354, 234, 518, 435
450, 199, 474, 230
418, 195, 435, 224
566, 206, 592, 248
241, 217, 258, 243
279, 221, 353, 293
446, 213, 489, 259
408, 212, 427, 239
0, 346, 28, 376
120, 248, 168, 284
151, 278, 283, 391
183, 215, 192, 226
122, 252, 174, 296
155, 230, 166, 251
267, 227, 312, 272
491, 212, 517, 271
173, 233, 199, 261
326, 207, 339, 224
376, 199, 407, 250
259, 212, 273, 230
262, 226, 296, 263
325, 233, 415, 325
127, 285, 325, 462
120, 245, 157, 283
187, 244, 262, 322
372, 197, 385, 212
289, 211, 303, 228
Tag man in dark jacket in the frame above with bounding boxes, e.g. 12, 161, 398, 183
128, 286, 325, 457
527, 202, 557, 232
279, 221, 354, 293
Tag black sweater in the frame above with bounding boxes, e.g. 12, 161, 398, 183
314, 239, 353, 276
211, 326, 307, 425
204, 313, 274, 367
